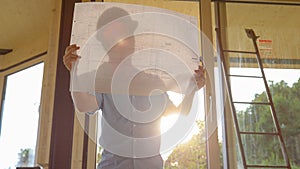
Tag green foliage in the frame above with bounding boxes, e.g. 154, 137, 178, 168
164, 121, 207, 169
17, 148, 32, 167
96, 146, 103, 164
238, 78, 300, 167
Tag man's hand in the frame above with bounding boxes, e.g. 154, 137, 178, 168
194, 65, 206, 89
63, 44, 81, 71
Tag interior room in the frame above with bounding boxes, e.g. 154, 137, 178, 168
0, 0, 299, 168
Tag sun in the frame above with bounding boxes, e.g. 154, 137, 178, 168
160, 91, 202, 143
160, 114, 179, 134
160, 91, 183, 133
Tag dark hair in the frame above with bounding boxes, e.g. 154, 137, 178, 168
96, 7, 137, 50
97, 7, 137, 31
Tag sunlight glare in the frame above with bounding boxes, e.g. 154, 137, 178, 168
160, 114, 179, 134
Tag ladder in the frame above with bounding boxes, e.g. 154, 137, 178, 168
215, 28, 291, 169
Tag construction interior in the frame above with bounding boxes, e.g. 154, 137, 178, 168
0, 0, 299, 168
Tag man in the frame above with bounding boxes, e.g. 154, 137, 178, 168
63, 7, 205, 169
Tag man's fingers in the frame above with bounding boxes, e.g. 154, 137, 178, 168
193, 65, 206, 88
194, 69, 205, 77
194, 75, 205, 88
63, 44, 80, 71
64, 54, 79, 64
64, 54, 79, 63
65, 46, 80, 56
63, 53, 80, 70
65, 44, 79, 54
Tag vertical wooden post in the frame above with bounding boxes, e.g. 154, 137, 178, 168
199, 0, 221, 168
49, 0, 81, 168
214, 2, 238, 169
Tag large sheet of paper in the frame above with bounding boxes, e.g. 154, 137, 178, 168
69, 2, 205, 158
70, 2, 200, 98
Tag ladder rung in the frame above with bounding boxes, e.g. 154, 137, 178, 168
223, 49, 257, 54
229, 74, 263, 78
240, 131, 279, 136
247, 164, 289, 168
233, 101, 271, 105
216, 28, 291, 169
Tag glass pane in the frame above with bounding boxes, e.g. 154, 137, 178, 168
0, 63, 44, 169
217, 2, 300, 169
230, 73, 268, 104
230, 67, 262, 77
241, 134, 286, 166
248, 168, 289, 169
236, 104, 277, 133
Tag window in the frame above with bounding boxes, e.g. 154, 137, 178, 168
215, 2, 300, 168
0, 63, 44, 169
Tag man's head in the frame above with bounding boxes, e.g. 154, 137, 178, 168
96, 7, 138, 55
